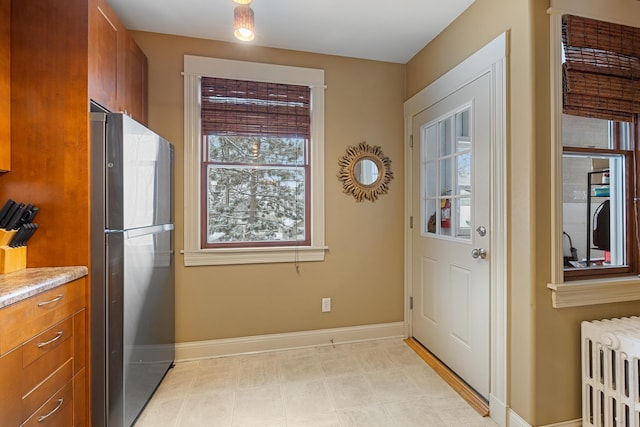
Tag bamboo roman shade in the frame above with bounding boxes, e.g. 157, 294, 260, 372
201, 77, 311, 138
562, 15, 640, 122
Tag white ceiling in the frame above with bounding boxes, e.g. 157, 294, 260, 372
106, 0, 475, 64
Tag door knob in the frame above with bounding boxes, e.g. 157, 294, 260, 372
471, 248, 487, 259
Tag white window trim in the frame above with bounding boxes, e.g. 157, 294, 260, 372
182, 55, 327, 266
547, 0, 640, 307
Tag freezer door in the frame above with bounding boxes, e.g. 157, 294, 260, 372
105, 114, 173, 230
106, 225, 175, 427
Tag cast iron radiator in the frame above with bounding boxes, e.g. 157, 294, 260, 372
582, 316, 640, 427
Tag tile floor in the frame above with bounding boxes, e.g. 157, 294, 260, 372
135, 338, 499, 427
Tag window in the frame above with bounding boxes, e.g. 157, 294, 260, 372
201, 78, 310, 248
562, 118, 634, 279
548, 1, 640, 308
560, 15, 639, 281
183, 56, 326, 265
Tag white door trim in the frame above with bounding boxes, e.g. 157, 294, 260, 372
403, 32, 508, 427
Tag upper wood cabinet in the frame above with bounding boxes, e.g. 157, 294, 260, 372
118, 30, 148, 125
0, 0, 11, 172
89, 0, 148, 125
88, 1, 118, 114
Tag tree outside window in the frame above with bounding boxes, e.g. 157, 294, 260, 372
200, 78, 311, 248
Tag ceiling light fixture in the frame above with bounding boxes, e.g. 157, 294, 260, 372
233, 0, 255, 42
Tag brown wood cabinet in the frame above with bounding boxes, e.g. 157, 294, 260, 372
9, 0, 92, 269
0, 0, 10, 172
0, 278, 87, 426
4, 0, 150, 423
118, 30, 149, 124
6, 0, 148, 265
89, 0, 148, 124
88, 0, 118, 115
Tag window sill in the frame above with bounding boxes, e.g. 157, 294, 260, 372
181, 246, 329, 266
547, 276, 640, 308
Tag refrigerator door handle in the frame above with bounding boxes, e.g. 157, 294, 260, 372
106, 224, 174, 238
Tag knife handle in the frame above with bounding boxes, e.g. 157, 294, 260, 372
5, 203, 25, 230
0, 203, 20, 229
16, 205, 37, 229
0, 199, 15, 225
20, 223, 38, 246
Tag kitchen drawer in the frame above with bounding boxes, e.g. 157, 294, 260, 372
22, 380, 73, 427
22, 359, 73, 421
0, 278, 85, 355
23, 316, 73, 368
21, 333, 73, 399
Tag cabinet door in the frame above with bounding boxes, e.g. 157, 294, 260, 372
73, 309, 86, 374
0, 0, 10, 171
88, 0, 118, 112
118, 30, 148, 125
0, 347, 22, 425
73, 369, 86, 427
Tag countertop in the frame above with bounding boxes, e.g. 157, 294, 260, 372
0, 266, 88, 309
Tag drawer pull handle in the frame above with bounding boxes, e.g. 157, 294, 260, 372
37, 294, 63, 307
37, 331, 63, 348
37, 397, 64, 422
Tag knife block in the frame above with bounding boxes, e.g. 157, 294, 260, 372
0, 245, 26, 274
0, 229, 16, 246
0, 229, 25, 274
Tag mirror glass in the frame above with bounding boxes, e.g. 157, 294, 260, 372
354, 158, 379, 186
337, 141, 393, 202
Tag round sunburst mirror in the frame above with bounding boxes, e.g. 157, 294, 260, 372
337, 141, 393, 202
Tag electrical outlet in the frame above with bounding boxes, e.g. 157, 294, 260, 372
322, 297, 331, 312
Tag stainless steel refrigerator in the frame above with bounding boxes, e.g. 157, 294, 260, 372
90, 111, 175, 427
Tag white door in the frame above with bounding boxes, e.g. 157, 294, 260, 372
411, 72, 491, 398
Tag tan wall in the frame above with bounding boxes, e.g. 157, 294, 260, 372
407, 0, 640, 425
131, 31, 406, 343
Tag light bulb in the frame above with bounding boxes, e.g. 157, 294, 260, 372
233, 5, 255, 42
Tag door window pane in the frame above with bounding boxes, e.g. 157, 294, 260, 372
425, 160, 437, 199
425, 199, 437, 234
456, 108, 471, 144
440, 157, 453, 197
457, 197, 471, 238
422, 107, 473, 241
440, 117, 453, 156
456, 151, 471, 196
425, 123, 438, 162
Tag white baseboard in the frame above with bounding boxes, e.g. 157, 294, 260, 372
175, 322, 405, 361
507, 409, 581, 427
540, 420, 581, 427
508, 409, 531, 427
489, 394, 507, 427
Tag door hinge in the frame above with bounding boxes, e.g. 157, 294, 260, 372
409, 216, 413, 229
409, 296, 414, 310
409, 135, 414, 148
